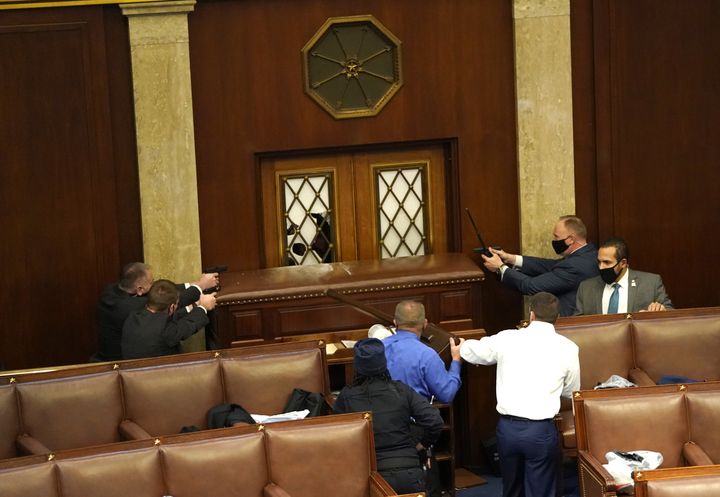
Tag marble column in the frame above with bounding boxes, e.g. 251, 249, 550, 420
513, 0, 575, 258
121, 0, 201, 283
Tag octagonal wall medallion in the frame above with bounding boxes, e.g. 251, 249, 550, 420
301, 15, 403, 119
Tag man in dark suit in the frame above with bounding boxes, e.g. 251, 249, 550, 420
95, 262, 218, 361
575, 237, 673, 315
121, 279, 217, 359
482, 215, 599, 316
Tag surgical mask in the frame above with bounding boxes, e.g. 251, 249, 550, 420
600, 263, 620, 285
552, 237, 569, 255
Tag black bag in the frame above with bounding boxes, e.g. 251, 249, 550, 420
207, 403, 255, 428
283, 388, 326, 417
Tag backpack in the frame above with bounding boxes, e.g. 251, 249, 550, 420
283, 388, 326, 417
207, 403, 256, 428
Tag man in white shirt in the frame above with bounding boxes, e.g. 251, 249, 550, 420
574, 237, 673, 315
460, 292, 580, 497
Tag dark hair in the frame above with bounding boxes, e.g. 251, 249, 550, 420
600, 237, 629, 262
147, 280, 180, 311
119, 262, 150, 291
529, 292, 560, 324
394, 300, 425, 329
559, 215, 587, 240
352, 371, 392, 386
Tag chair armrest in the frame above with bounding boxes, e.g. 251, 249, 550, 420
370, 471, 401, 497
264, 483, 293, 497
628, 368, 656, 386
578, 449, 618, 496
119, 419, 152, 440
16, 434, 51, 456
683, 441, 715, 465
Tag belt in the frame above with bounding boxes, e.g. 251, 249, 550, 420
377, 456, 421, 471
500, 414, 552, 423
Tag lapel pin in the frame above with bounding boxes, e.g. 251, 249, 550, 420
631, 279, 637, 287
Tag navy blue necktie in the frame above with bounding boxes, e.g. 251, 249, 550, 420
608, 283, 620, 314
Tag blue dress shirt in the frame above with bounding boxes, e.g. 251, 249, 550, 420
383, 330, 462, 403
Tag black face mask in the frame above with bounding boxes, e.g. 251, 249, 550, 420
600, 263, 620, 285
551, 238, 569, 255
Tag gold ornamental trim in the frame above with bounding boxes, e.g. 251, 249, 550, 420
217, 276, 484, 306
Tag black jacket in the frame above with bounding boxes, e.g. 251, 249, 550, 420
96, 283, 200, 360
333, 377, 443, 464
121, 305, 209, 360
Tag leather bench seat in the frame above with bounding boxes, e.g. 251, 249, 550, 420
573, 383, 720, 497
0, 413, 412, 497
0, 385, 19, 460
0, 340, 331, 458
553, 307, 720, 456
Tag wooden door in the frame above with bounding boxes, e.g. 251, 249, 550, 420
260, 144, 448, 267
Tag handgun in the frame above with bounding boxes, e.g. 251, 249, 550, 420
202, 265, 228, 294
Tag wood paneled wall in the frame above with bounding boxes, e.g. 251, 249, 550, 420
0, 6, 141, 370
188, 0, 523, 333
572, 0, 720, 309
2, 0, 717, 368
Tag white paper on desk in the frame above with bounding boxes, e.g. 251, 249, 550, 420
341, 340, 357, 348
325, 343, 338, 355
251, 409, 310, 424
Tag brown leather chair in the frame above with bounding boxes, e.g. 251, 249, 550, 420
634, 465, 720, 497
0, 385, 19, 459
119, 359, 224, 438
632, 313, 720, 383
0, 413, 414, 497
15, 371, 123, 455
686, 391, 720, 464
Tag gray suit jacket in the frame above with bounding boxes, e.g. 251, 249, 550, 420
574, 269, 673, 315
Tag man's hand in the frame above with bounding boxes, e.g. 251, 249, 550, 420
481, 252, 504, 273
450, 337, 465, 362
196, 273, 220, 290
644, 302, 667, 312
198, 292, 217, 311
491, 247, 516, 265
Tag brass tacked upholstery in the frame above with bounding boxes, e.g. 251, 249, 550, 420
0, 414, 398, 497
16, 372, 123, 453
120, 360, 223, 436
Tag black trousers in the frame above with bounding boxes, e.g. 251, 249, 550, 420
496, 415, 559, 497
380, 466, 426, 495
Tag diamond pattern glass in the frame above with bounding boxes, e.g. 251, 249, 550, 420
281, 173, 335, 266
376, 165, 427, 258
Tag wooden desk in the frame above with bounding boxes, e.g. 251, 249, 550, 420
213, 253, 484, 348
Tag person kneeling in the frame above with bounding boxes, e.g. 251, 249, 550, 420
122, 279, 216, 360
333, 338, 443, 495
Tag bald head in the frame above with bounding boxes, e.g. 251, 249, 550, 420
394, 300, 427, 333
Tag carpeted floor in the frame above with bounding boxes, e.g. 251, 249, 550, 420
455, 459, 579, 497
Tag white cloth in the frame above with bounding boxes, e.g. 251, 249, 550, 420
460, 321, 580, 420
603, 450, 663, 488
602, 268, 629, 314
368, 324, 394, 340
251, 409, 309, 424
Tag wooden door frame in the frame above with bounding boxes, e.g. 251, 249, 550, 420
255, 138, 461, 268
